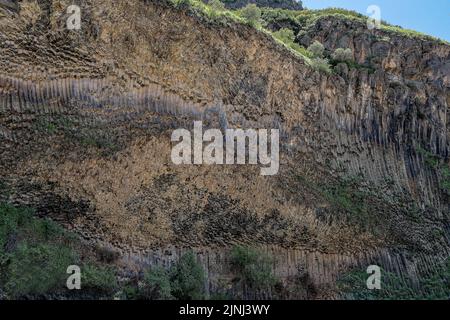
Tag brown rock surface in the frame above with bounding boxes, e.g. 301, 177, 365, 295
0, 0, 449, 298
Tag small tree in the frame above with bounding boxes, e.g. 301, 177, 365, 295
230, 245, 277, 290
81, 264, 118, 294
241, 4, 261, 27
144, 266, 173, 300
272, 28, 295, 43
208, 0, 225, 12
307, 40, 325, 57
332, 48, 353, 62
310, 57, 332, 74
170, 251, 206, 300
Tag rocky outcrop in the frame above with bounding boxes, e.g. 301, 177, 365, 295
0, 0, 449, 298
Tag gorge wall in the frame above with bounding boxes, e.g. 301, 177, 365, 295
0, 0, 449, 298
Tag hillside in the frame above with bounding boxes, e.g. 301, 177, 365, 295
218, 0, 303, 10
0, 0, 449, 300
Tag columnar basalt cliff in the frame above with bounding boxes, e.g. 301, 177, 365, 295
0, 0, 449, 299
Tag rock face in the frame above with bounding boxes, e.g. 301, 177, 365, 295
0, 0, 449, 298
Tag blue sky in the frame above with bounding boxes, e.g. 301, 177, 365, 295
301, 0, 450, 41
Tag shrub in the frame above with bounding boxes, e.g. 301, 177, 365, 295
5, 243, 76, 298
141, 252, 206, 300
332, 48, 353, 62
310, 57, 332, 74
307, 40, 325, 57
272, 27, 295, 43
0, 204, 78, 298
206, 0, 226, 20
272, 28, 313, 59
0, 203, 122, 299
208, 0, 225, 12
0, 204, 37, 264
0, 204, 28, 254
0, 203, 67, 258
144, 266, 173, 300
230, 245, 277, 290
338, 259, 450, 300
170, 251, 206, 300
170, 0, 191, 8
240, 4, 261, 27
81, 264, 118, 294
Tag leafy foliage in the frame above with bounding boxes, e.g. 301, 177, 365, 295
141, 251, 206, 300
230, 245, 278, 289
417, 146, 450, 194
309, 57, 332, 74
5, 243, 76, 298
81, 264, 118, 293
307, 40, 324, 57
272, 28, 313, 59
208, 0, 225, 12
331, 48, 353, 62
339, 259, 450, 300
240, 3, 262, 27
0, 203, 119, 299
170, 251, 206, 300
143, 266, 174, 300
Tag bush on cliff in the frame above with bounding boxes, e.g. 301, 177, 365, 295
143, 251, 206, 300
230, 245, 278, 290
331, 48, 353, 62
241, 3, 262, 27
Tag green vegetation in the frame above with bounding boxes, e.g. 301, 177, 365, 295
169, 251, 206, 300
0, 179, 10, 198
33, 116, 76, 135
309, 57, 332, 74
0, 203, 77, 298
208, 0, 225, 16
260, 6, 302, 30
208, 0, 225, 10
0, 203, 118, 299
440, 167, 450, 194
304, 40, 332, 73
292, 8, 445, 43
169, 0, 245, 25
167, 1, 447, 77
417, 146, 450, 194
0, 207, 208, 301
81, 264, 118, 294
339, 258, 450, 300
307, 40, 324, 57
240, 3, 262, 27
230, 245, 278, 290
329, 47, 375, 73
143, 266, 173, 300
77, 131, 118, 152
271, 29, 333, 72
142, 251, 206, 300
331, 48, 353, 62
271, 28, 313, 58
319, 176, 374, 229
382, 25, 447, 44
33, 118, 58, 134
166, 1, 334, 72
294, 173, 391, 235
5, 243, 75, 298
